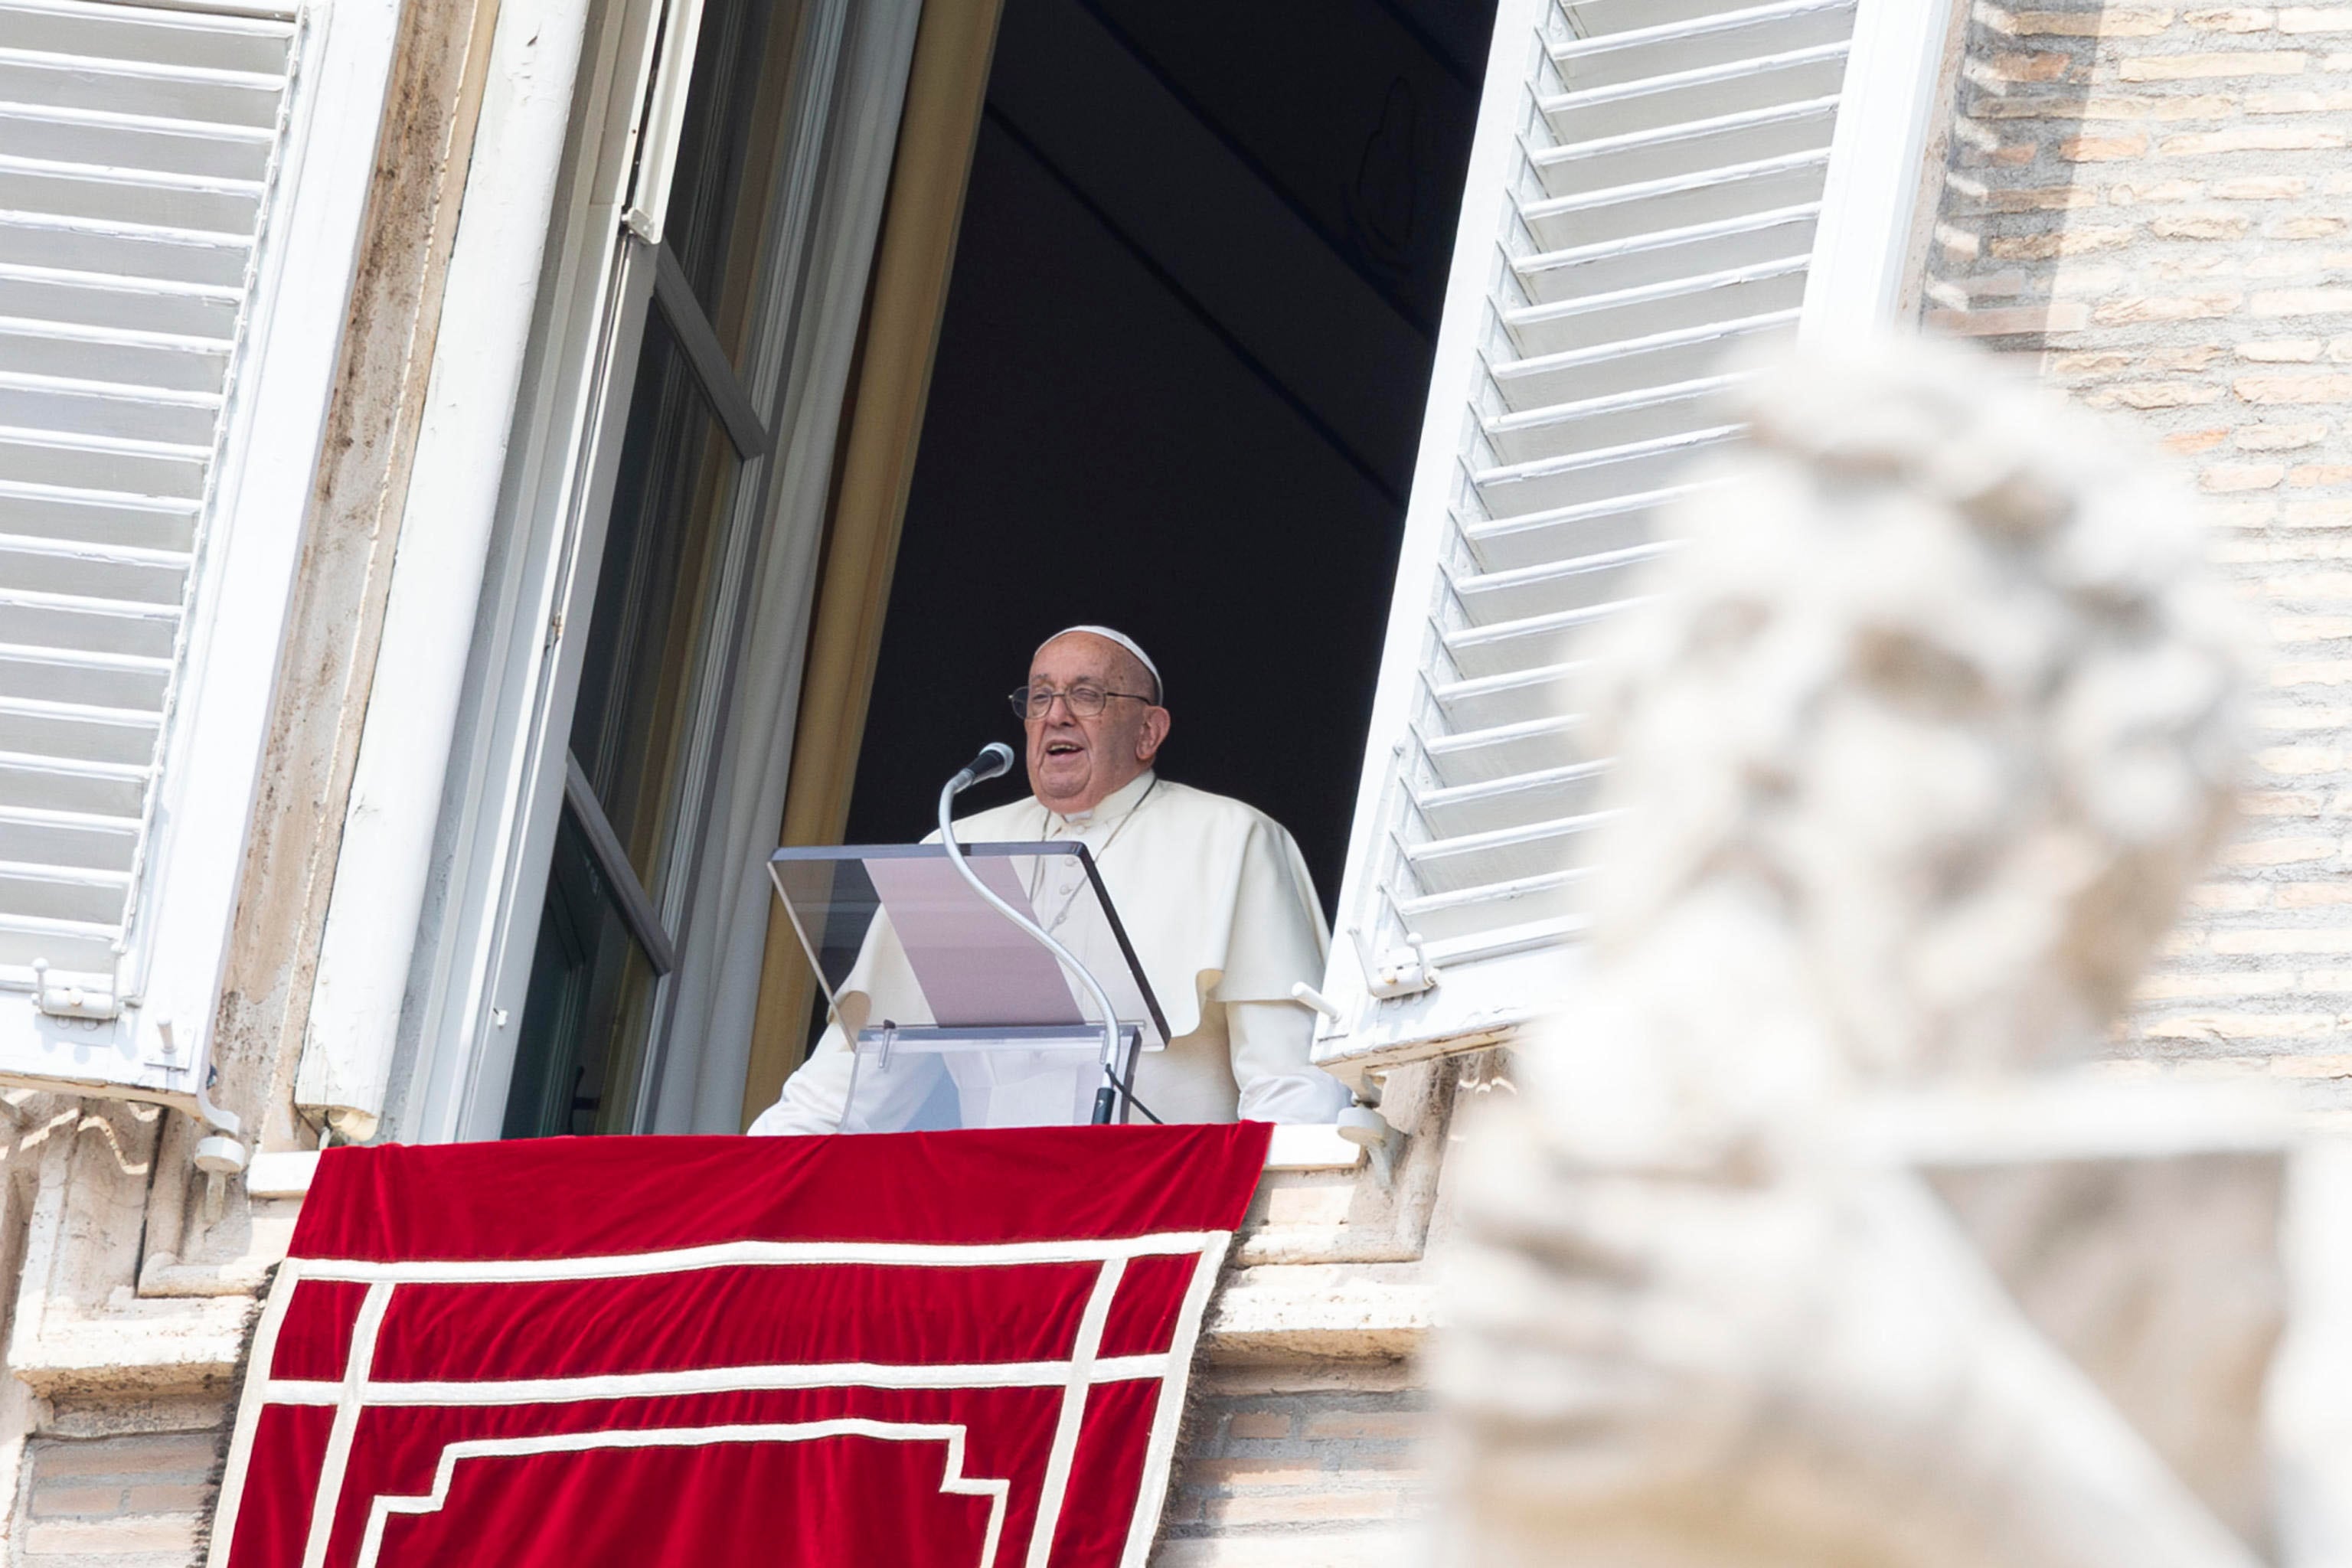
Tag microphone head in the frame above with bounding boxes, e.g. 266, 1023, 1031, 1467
973, 742, 1016, 782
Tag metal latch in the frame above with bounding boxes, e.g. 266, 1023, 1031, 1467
1346, 921, 1439, 1001
1367, 936, 1439, 999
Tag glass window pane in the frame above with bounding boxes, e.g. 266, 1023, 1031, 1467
664, 0, 805, 357
505, 808, 663, 1138
567, 305, 740, 908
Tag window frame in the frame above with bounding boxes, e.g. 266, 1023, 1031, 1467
296, 0, 647, 1142
438, 224, 775, 1145
0, 0, 401, 1131
302, 0, 924, 1143
345, 0, 724, 1145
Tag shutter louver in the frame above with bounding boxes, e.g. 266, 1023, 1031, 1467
0, 0, 296, 1007
1316, 0, 1895, 1073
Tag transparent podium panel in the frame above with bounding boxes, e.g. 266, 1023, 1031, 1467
768, 844, 1171, 1131
848, 1025, 1147, 1132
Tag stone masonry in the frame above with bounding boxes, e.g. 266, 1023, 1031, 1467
17, 1430, 222, 1568
1929, 1, 2352, 1104
1154, 1372, 1431, 1568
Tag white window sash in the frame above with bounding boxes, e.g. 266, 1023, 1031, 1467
622, 0, 711, 243
305, 0, 922, 1144
299, 0, 662, 1141
423, 230, 662, 1145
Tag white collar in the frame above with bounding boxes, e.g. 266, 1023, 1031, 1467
1044, 769, 1158, 830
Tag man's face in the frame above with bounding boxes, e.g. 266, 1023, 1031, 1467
1023, 633, 1171, 814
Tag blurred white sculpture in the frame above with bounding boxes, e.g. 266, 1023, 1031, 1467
1432, 339, 2260, 1568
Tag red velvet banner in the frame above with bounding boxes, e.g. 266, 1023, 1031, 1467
212, 1124, 1271, 1567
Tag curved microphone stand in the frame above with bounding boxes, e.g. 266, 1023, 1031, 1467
938, 745, 1125, 1125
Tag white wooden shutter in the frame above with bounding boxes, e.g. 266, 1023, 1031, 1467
0, 0, 294, 993
0, 0, 397, 1126
1312, 0, 1958, 1074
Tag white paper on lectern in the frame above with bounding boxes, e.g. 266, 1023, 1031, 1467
864, 855, 1083, 1027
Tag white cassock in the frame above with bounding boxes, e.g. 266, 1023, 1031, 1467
748, 770, 1350, 1133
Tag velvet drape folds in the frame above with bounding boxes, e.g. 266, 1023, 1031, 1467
211, 1124, 1272, 1566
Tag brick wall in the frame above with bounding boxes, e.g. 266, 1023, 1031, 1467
15, 1430, 218, 1566
1152, 1367, 1429, 1567
1930, 2, 2352, 1096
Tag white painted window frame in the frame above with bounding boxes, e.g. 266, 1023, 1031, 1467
296, 0, 622, 1141
299, 0, 703, 1142
0, 0, 400, 1134
1309, 0, 1966, 1080
1802, 0, 1967, 341
302, 0, 923, 1143
299, 0, 721, 1141
415, 0, 919, 1147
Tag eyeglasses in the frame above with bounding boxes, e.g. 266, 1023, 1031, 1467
1007, 684, 1155, 720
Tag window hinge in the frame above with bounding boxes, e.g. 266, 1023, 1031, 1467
30, 960, 120, 1021
545, 610, 564, 651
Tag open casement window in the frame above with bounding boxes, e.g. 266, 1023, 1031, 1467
0, 0, 394, 1128
299, 0, 923, 1144
454, 0, 928, 1144
1312, 0, 1961, 1075
308, 0, 764, 1142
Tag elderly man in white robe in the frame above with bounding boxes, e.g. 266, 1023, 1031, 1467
751, 627, 1350, 1134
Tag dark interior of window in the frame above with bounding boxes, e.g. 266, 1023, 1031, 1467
841, 0, 1498, 912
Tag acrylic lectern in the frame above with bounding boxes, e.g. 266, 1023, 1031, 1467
767, 843, 1171, 1132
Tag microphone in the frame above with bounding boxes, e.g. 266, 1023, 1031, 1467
948, 741, 1015, 794
936, 740, 1129, 1126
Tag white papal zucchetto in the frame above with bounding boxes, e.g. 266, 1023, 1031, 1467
1037, 625, 1162, 704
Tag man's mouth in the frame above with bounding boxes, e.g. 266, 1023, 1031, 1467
1044, 740, 1083, 758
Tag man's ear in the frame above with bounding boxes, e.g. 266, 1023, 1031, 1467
1137, 707, 1171, 762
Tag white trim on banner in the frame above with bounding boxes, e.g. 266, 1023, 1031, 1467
356, 1422, 1011, 1568
208, 1228, 1238, 1567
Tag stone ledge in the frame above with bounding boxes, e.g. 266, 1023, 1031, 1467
1201, 1266, 1432, 1363
14, 1257, 1434, 1398
11, 1298, 250, 1398
1155, 1529, 1409, 1566
241, 1132, 1363, 1200
1262, 1125, 1361, 1171
14, 1270, 1435, 1391
245, 1149, 320, 1198
20, 1510, 203, 1557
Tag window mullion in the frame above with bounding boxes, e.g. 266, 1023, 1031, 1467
561, 751, 680, 975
